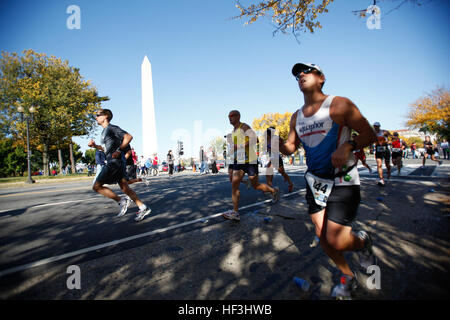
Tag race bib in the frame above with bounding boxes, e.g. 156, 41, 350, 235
376, 146, 386, 152
305, 172, 334, 207
392, 148, 402, 153
236, 148, 246, 163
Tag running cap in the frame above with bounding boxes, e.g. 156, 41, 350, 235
373, 122, 381, 127
292, 63, 324, 76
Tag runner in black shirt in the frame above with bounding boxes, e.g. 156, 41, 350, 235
422, 135, 442, 168
88, 109, 151, 222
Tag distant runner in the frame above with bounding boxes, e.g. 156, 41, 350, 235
352, 133, 372, 173
373, 122, 391, 186
265, 127, 294, 192
390, 132, 408, 175
422, 135, 442, 168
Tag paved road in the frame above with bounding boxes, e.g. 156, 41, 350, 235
0, 160, 449, 301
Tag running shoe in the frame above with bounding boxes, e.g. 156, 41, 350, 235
377, 179, 385, 186
309, 235, 320, 248
271, 187, 280, 203
331, 274, 358, 300
135, 206, 152, 222
117, 197, 130, 217
368, 167, 373, 174
439, 160, 443, 165
222, 210, 240, 221
144, 178, 150, 186
356, 230, 376, 269
246, 179, 251, 189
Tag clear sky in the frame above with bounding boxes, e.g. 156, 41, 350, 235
1, 0, 448, 159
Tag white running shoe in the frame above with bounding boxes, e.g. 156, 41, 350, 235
135, 206, 151, 222
222, 210, 240, 221
356, 230, 376, 269
331, 274, 358, 300
377, 179, 385, 186
117, 197, 130, 217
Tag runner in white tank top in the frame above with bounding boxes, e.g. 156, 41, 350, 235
279, 62, 377, 299
295, 94, 360, 186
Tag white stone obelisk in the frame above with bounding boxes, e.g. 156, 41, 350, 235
141, 55, 158, 159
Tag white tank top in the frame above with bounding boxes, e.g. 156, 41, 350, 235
295, 95, 360, 186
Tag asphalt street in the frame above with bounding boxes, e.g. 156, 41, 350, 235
0, 158, 449, 301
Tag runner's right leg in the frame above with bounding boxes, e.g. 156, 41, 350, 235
376, 157, 385, 185
231, 169, 245, 213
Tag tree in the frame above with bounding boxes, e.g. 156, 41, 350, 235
83, 148, 96, 165
209, 136, 226, 160
0, 49, 109, 175
0, 138, 27, 177
234, 0, 425, 39
406, 87, 450, 140
234, 0, 333, 38
252, 111, 292, 140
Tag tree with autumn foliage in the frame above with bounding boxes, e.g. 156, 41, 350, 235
252, 111, 292, 139
406, 87, 450, 140
0, 49, 109, 176
234, 0, 425, 39
252, 111, 294, 157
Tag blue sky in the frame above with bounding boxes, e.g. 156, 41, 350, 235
1, 0, 448, 159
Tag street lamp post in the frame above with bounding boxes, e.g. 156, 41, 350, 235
18, 105, 36, 184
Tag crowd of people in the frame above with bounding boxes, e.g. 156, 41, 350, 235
87, 61, 446, 300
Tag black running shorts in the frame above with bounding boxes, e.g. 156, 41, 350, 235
233, 163, 259, 177
305, 184, 361, 227
95, 159, 125, 185
391, 152, 402, 159
375, 150, 391, 161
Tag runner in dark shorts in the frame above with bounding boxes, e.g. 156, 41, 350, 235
265, 127, 294, 192
373, 122, 391, 186
222, 110, 279, 221
89, 108, 151, 222
279, 62, 377, 299
422, 135, 442, 168
352, 133, 372, 173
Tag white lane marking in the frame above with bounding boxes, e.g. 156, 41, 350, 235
0, 189, 305, 278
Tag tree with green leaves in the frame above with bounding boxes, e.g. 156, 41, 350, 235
0, 138, 27, 177
0, 49, 109, 176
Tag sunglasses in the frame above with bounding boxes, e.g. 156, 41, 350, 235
295, 67, 321, 81
95, 113, 104, 117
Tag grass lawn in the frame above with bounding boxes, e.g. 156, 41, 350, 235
0, 173, 91, 184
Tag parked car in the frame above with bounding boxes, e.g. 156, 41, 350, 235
217, 160, 225, 169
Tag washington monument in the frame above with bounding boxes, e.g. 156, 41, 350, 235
141, 55, 158, 159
